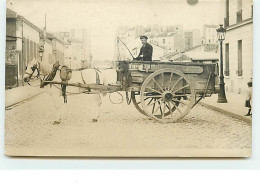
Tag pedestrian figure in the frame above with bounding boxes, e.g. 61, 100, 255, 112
245, 81, 252, 116
135, 36, 153, 61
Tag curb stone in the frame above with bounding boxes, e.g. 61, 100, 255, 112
199, 102, 252, 124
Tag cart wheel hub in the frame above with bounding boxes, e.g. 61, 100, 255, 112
163, 92, 173, 102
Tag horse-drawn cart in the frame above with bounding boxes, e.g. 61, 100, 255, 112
43, 60, 219, 123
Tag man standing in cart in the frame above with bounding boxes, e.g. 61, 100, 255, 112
135, 36, 153, 61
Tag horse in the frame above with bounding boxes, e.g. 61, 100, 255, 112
23, 57, 110, 124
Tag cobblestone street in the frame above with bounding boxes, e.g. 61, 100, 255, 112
5, 91, 251, 157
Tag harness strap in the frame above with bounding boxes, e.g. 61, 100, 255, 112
81, 70, 87, 84
40, 61, 60, 88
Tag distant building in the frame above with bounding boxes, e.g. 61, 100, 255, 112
173, 25, 185, 53
65, 39, 85, 68
150, 25, 185, 54
184, 29, 202, 50
150, 33, 175, 53
203, 25, 218, 44
46, 32, 64, 65
163, 44, 218, 62
223, 0, 253, 95
54, 29, 92, 68
202, 25, 219, 52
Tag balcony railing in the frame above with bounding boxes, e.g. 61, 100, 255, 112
236, 10, 243, 23
224, 17, 229, 27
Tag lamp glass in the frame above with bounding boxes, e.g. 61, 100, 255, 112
217, 32, 226, 41
39, 51, 43, 57
216, 25, 226, 41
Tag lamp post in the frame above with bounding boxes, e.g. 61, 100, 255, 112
216, 24, 228, 103
39, 46, 44, 62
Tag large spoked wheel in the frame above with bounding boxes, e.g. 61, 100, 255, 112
131, 91, 147, 116
131, 91, 181, 117
140, 69, 195, 123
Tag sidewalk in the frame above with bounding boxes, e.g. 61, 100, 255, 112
199, 92, 252, 123
5, 83, 252, 123
5, 81, 45, 108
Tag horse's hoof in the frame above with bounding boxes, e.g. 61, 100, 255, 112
53, 120, 61, 125
91, 119, 98, 123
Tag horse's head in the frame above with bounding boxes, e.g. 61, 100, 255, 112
23, 58, 39, 82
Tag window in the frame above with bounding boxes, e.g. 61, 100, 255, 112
225, 43, 229, 76
33, 42, 36, 59
30, 40, 34, 61
36, 44, 39, 58
237, 40, 243, 76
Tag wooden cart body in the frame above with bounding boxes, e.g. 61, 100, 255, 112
116, 60, 219, 95
115, 60, 219, 123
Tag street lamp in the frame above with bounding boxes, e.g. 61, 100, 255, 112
216, 24, 228, 103
39, 46, 44, 62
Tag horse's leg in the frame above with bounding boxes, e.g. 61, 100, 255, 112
90, 93, 102, 122
47, 85, 62, 124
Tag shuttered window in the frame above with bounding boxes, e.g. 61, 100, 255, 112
33, 42, 37, 59
26, 38, 29, 65
22, 37, 27, 72
237, 40, 243, 76
30, 40, 34, 61
225, 43, 229, 76
36, 44, 39, 58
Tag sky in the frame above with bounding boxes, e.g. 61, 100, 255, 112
7, 0, 225, 61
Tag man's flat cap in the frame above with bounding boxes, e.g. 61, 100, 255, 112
140, 36, 148, 39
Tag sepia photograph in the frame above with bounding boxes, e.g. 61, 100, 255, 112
4, 0, 253, 157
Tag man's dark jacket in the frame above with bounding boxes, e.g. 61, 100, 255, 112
136, 43, 153, 61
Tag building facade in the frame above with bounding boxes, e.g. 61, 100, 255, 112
6, 8, 41, 87
6, 8, 65, 88
223, 0, 253, 95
